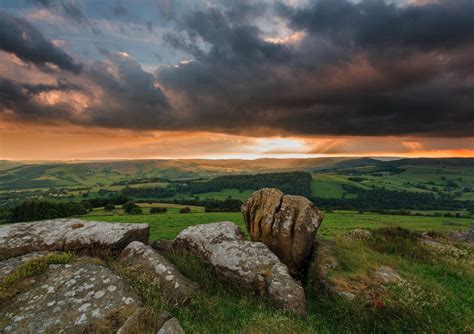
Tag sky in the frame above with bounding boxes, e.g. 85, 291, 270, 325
0, 0, 473, 160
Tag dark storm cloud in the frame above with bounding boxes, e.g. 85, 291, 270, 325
0, 77, 79, 123
1, 0, 473, 137
283, 0, 474, 50
156, 0, 474, 137
0, 11, 81, 73
81, 49, 170, 129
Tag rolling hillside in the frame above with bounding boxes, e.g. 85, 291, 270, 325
1, 158, 473, 192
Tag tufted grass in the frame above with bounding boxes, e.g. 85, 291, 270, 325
0, 252, 73, 305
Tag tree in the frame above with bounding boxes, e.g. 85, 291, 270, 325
129, 207, 143, 215
104, 204, 115, 211
179, 207, 191, 213
123, 201, 141, 214
7, 200, 87, 223
150, 207, 167, 214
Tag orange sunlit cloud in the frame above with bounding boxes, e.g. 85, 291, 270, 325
1, 123, 473, 161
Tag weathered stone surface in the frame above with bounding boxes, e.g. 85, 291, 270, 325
0, 218, 149, 259
373, 265, 401, 283
119, 241, 198, 304
0, 262, 140, 333
0, 252, 48, 279
345, 229, 373, 241
117, 308, 174, 334
241, 188, 324, 276
157, 317, 185, 334
312, 239, 339, 295
312, 240, 401, 300
447, 223, 474, 243
172, 221, 306, 316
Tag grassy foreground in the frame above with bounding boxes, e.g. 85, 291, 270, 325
79, 210, 474, 332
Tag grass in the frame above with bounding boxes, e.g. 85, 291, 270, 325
112, 229, 474, 333
0, 209, 471, 332
0, 252, 73, 305
79, 209, 473, 332
82, 210, 472, 241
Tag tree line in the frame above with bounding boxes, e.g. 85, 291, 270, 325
123, 172, 312, 199
312, 188, 474, 213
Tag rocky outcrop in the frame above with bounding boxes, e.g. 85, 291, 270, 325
1, 262, 140, 333
312, 240, 340, 295
447, 223, 474, 243
116, 308, 184, 334
0, 218, 149, 259
119, 241, 198, 305
172, 221, 306, 316
158, 316, 185, 334
312, 240, 401, 300
241, 188, 324, 276
373, 265, 401, 283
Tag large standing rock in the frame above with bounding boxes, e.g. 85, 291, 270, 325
172, 222, 306, 316
241, 188, 324, 276
0, 219, 149, 259
0, 262, 140, 333
119, 241, 199, 305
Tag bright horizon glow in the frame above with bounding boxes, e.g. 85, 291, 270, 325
1, 125, 473, 161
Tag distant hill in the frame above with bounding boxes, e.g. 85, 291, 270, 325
0, 157, 473, 191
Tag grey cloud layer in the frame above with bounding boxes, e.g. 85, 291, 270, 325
0, 0, 473, 137
0, 11, 81, 72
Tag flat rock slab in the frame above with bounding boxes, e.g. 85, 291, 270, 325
172, 221, 306, 316
120, 241, 199, 305
0, 218, 149, 259
0, 262, 140, 333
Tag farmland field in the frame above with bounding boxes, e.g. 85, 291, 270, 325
83, 206, 472, 240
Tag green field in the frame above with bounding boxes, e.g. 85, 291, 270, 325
83, 208, 472, 240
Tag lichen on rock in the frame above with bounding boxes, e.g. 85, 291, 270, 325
119, 241, 198, 305
0, 262, 140, 333
172, 221, 306, 316
0, 218, 149, 259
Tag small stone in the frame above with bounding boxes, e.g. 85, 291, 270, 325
157, 317, 185, 334
123, 297, 134, 305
